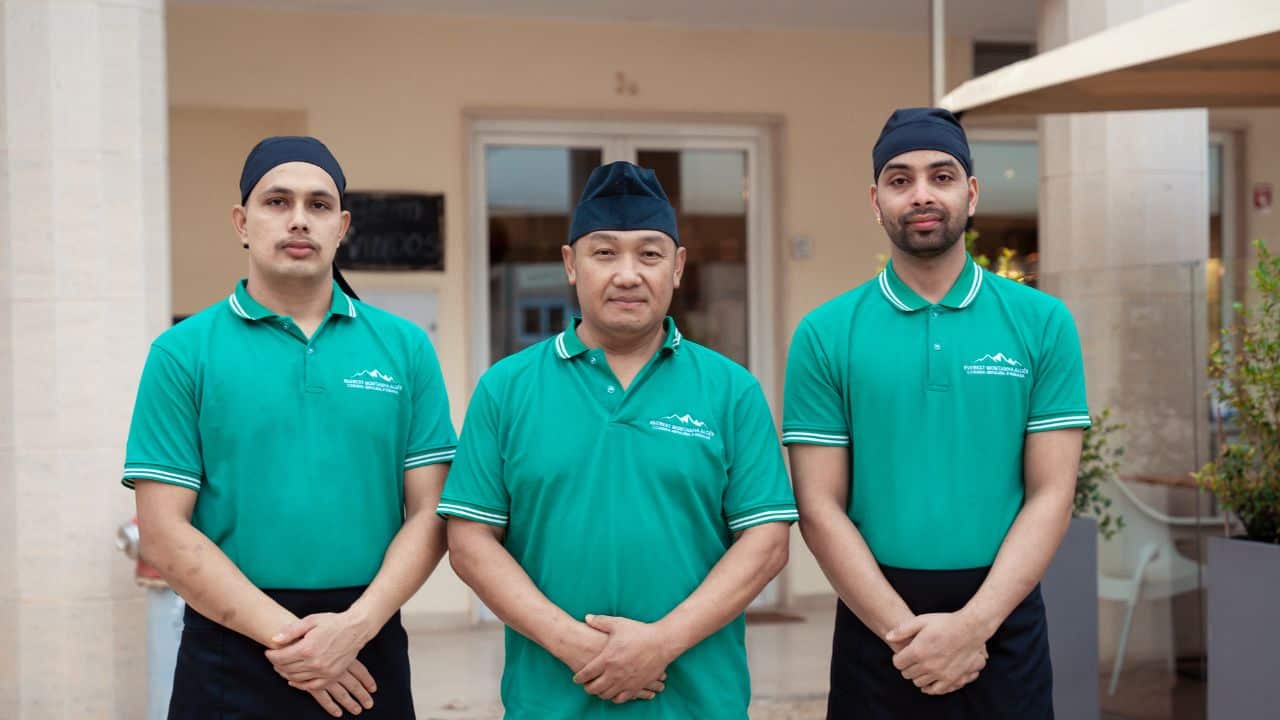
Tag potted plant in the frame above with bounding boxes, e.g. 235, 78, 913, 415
1194, 240, 1280, 720
1043, 409, 1124, 720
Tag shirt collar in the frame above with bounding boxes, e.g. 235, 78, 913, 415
226, 279, 358, 322
878, 253, 984, 313
553, 316, 683, 360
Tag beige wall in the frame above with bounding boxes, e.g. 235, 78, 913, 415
166, 5, 978, 616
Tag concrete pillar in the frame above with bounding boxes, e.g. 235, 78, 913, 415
1038, 0, 1209, 476
0, 1, 170, 716
1037, 0, 1211, 676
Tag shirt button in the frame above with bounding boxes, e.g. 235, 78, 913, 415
932, 311, 941, 318
307, 348, 315, 355
589, 357, 597, 365
606, 385, 616, 394
933, 343, 942, 351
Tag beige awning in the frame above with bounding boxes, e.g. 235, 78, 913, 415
940, 0, 1280, 117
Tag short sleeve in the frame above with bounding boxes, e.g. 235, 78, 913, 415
782, 318, 850, 446
723, 382, 799, 532
436, 379, 509, 527
404, 334, 459, 470
1027, 303, 1092, 433
121, 344, 203, 492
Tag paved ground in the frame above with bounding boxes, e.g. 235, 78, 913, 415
405, 606, 1194, 719
408, 608, 833, 719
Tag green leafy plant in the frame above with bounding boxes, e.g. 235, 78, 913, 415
1195, 240, 1280, 544
967, 230, 1027, 284
1076, 409, 1126, 541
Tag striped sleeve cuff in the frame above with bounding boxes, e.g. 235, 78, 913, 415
727, 506, 800, 532
121, 464, 201, 492
405, 446, 456, 469
1026, 413, 1092, 433
436, 501, 509, 527
781, 429, 851, 447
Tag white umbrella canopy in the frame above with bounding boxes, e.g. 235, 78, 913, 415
940, 0, 1280, 117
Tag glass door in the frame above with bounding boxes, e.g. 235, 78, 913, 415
483, 145, 603, 365
471, 121, 779, 613
471, 121, 775, 398
630, 147, 750, 366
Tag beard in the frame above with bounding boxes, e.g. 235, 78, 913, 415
884, 207, 967, 259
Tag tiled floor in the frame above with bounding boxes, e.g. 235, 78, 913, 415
407, 608, 1205, 720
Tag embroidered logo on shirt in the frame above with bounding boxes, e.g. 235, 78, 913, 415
344, 369, 403, 395
649, 413, 716, 440
964, 353, 1029, 379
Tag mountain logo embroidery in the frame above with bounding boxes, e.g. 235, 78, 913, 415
650, 413, 716, 440
964, 352, 1029, 379
344, 369, 403, 395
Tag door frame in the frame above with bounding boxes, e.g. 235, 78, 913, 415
467, 117, 778, 405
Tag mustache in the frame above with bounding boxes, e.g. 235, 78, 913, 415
275, 237, 318, 249
900, 208, 947, 223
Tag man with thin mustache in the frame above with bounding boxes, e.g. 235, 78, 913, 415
786, 108, 1089, 718
122, 136, 457, 718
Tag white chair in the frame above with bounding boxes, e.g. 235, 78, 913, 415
1096, 475, 1223, 695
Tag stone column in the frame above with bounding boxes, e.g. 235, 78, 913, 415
0, 1, 169, 716
1038, 0, 1210, 676
1039, 0, 1209, 476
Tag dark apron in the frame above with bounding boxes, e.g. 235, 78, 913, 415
168, 586, 415, 720
827, 565, 1053, 720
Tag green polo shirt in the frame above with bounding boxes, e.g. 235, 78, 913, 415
438, 317, 797, 720
783, 255, 1090, 570
121, 279, 457, 589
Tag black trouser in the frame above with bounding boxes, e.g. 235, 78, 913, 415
827, 565, 1053, 720
168, 586, 415, 720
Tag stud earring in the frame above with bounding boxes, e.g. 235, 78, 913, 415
242, 242, 250, 249
876, 216, 883, 226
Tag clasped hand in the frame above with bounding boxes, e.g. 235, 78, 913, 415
568, 614, 673, 704
886, 612, 989, 696
266, 612, 378, 717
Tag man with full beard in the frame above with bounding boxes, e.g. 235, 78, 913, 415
784, 107, 1089, 719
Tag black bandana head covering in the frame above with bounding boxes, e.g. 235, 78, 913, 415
568, 161, 679, 245
239, 136, 346, 206
872, 107, 973, 181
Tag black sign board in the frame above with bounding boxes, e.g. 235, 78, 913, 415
336, 192, 444, 270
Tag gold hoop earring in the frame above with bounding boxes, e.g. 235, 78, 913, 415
876, 216, 883, 226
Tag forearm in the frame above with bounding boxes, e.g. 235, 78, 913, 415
655, 523, 789, 658
449, 526, 586, 663
800, 506, 913, 639
961, 487, 1072, 639
140, 519, 295, 647
347, 508, 448, 642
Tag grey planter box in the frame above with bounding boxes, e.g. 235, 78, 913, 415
1042, 516, 1100, 720
1207, 535, 1280, 720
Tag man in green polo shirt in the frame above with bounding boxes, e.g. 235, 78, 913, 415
785, 108, 1089, 719
440, 161, 797, 719
122, 136, 457, 718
